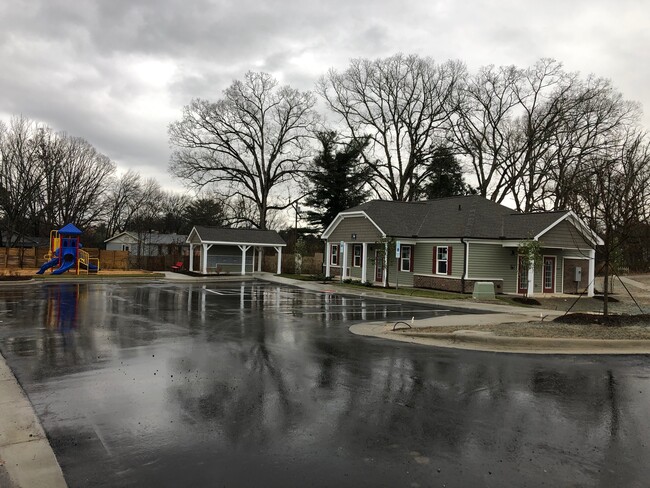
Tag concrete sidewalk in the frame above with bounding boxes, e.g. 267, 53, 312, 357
0, 354, 67, 488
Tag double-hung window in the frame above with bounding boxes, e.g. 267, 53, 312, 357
400, 245, 413, 272
353, 244, 362, 267
436, 246, 448, 274
330, 244, 339, 266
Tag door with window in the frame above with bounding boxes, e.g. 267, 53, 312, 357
543, 256, 556, 293
375, 250, 384, 282
517, 255, 528, 294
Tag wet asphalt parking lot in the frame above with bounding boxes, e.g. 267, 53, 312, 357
1, 281, 650, 487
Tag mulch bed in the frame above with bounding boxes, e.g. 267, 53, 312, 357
554, 313, 650, 326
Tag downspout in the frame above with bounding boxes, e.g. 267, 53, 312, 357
461, 237, 468, 294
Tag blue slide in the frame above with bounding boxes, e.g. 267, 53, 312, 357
52, 253, 76, 275
79, 261, 98, 272
36, 256, 60, 274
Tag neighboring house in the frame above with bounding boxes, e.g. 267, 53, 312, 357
186, 226, 286, 275
322, 195, 603, 297
0, 232, 47, 248
105, 232, 188, 256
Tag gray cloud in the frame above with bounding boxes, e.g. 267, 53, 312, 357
1, 0, 648, 191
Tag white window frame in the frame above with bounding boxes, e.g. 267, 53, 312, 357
330, 244, 339, 266
353, 244, 362, 267
400, 245, 412, 272
436, 246, 448, 275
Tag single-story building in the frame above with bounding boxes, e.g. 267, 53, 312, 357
186, 226, 286, 275
322, 195, 603, 296
105, 232, 188, 256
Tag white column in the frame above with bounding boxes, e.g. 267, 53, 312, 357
341, 243, 347, 279
361, 242, 368, 283
202, 243, 208, 274
251, 247, 256, 274
239, 245, 251, 276
257, 249, 263, 272
588, 249, 596, 297
325, 242, 331, 277
275, 246, 282, 274
189, 244, 194, 272
527, 260, 535, 296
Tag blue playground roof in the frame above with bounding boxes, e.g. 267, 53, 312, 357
58, 223, 83, 235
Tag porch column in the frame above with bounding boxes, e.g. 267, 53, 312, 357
189, 244, 194, 272
251, 247, 256, 274
383, 241, 388, 287
325, 242, 331, 277
588, 249, 596, 297
341, 242, 347, 279
274, 246, 282, 274
361, 242, 368, 283
239, 245, 251, 276
201, 244, 213, 274
527, 260, 535, 296
257, 248, 263, 272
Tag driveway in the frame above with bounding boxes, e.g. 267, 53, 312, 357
1, 281, 650, 487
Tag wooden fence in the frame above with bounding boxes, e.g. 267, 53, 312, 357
264, 252, 324, 275
1, 247, 130, 270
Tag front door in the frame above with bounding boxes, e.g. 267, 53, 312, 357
375, 250, 384, 282
543, 256, 556, 293
517, 255, 528, 294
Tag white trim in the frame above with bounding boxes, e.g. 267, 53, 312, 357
413, 239, 463, 244
464, 241, 470, 280
534, 211, 603, 247
588, 249, 596, 297
399, 244, 413, 272
104, 231, 139, 244
361, 242, 368, 283
321, 211, 385, 239
413, 273, 462, 280
542, 254, 557, 293
352, 243, 363, 267
435, 245, 449, 275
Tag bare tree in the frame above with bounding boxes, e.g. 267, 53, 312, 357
452, 64, 521, 202
572, 130, 650, 314
0, 117, 44, 247
318, 54, 465, 201
169, 71, 318, 229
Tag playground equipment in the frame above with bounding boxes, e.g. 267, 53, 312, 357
36, 223, 100, 275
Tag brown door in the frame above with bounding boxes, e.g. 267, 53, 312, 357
543, 256, 556, 293
517, 255, 528, 294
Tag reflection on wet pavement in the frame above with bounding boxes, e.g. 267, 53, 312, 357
1, 281, 649, 487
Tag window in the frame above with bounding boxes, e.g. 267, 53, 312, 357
353, 244, 362, 267
400, 245, 412, 272
436, 246, 448, 274
330, 244, 339, 266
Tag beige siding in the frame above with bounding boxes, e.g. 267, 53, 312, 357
328, 217, 382, 243
468, 243, 517, 293
539, 220, 592, 250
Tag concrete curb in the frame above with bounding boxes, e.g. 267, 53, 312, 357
0, 353, 67, 488
350, 322, 650, 355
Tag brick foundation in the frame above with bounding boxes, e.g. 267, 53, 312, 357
413, 275, 503, 294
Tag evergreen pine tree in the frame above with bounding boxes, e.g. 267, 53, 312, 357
304, 131, 371, 231
420, 146, 475, 199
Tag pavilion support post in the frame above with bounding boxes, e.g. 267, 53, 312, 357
238, 245, 251, 276
275, 246, 282, 274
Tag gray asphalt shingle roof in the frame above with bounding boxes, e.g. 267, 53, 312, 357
344, 195, 570, 239
192, 226, 286, 245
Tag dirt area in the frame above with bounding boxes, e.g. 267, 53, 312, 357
406, 274, 650, 341
410, 321, 650, 340
0, 268, 161, 279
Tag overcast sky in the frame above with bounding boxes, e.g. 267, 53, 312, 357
1, 0, 648, 192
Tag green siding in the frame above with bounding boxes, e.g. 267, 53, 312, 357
539, 220, 592, 250
328, 217, 382, 243
413, 243, 464, 278
468, 243, 518, 293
